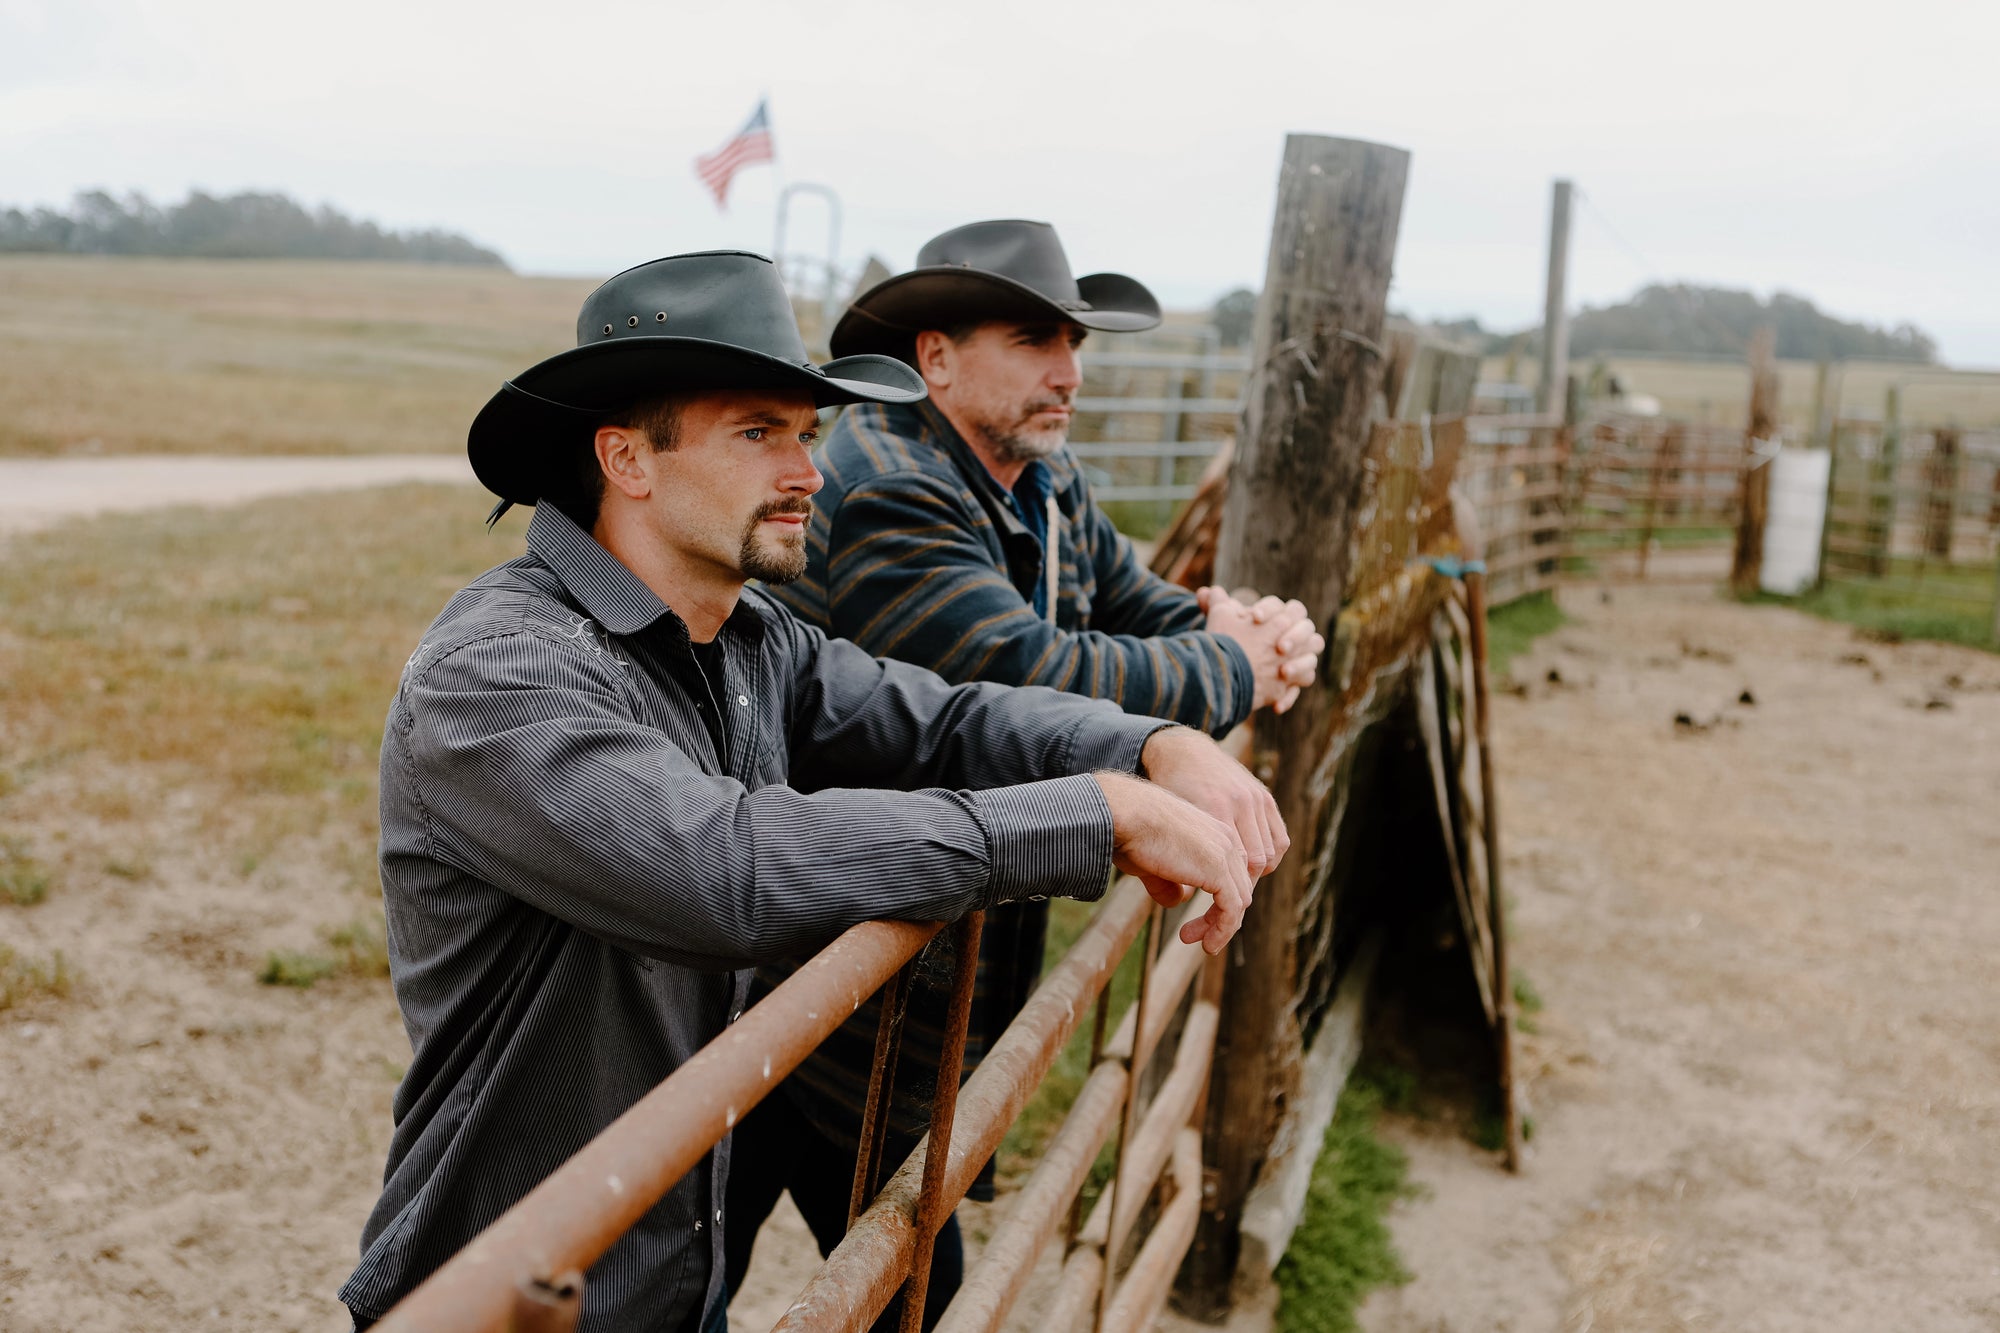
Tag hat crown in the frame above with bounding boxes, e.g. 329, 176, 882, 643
915, 220, 1081, 306
575, 251, 811, 364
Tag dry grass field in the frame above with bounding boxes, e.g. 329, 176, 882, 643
7, 254, 1996, 460
1482, 353, 2000, 432
0, 256, 592, 457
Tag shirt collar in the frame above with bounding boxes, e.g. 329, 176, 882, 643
524, 504, 766, 643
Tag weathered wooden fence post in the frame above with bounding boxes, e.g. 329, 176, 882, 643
1868, 385, 1902, 577
1923, 426, 1961, 563
1536, 180, 1574, 418
1731, 326, 1780, 594
1180, 133, 1409, 1315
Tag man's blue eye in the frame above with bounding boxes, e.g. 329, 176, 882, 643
744, 429, 765, 441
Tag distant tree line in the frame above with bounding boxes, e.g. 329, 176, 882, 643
1561, 284, 1934, 363
1213, 282, 1938, 364
0, 190, 507, 267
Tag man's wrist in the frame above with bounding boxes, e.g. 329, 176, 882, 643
1138, 724, 1198, 781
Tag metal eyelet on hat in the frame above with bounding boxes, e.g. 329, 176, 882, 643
655, 311, 667, 322
627, 315, 639, 327
602, 323, 614, 335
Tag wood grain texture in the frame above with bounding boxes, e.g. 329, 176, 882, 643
1183, 132, 1409, 1314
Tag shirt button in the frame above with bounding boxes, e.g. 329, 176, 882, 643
715, 1209, 724, 1224
730, 1009, 743, 1023
693, 1219, 703, 1232
736, 695, 749, 707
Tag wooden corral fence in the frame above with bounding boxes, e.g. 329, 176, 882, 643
1562, 415, 1752, 582
1819, 417, 2000, 640
1151, 413, 1520, 1305
1164, 404, 1761, 612
1455, 412, 1567, 606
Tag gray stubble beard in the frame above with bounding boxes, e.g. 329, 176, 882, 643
979, 401, 1072, 464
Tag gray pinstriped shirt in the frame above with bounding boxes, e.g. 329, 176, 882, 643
341, 504, 1163, 1331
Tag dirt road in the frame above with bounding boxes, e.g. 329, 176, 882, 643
1361, 584, 2000, 1332
0, 456, 471, 535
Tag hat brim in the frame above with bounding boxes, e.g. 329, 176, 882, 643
469, 338, 925, 507
830, 268, 1162, 360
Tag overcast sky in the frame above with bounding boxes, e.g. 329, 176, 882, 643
6, 0, 1996, 364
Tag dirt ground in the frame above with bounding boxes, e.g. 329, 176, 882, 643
3, 472, 1996, 1331
1361, 583, 2000, 1332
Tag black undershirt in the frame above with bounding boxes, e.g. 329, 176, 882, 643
687, 637, 729, 757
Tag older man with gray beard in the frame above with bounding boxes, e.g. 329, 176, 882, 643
733, 220, 1323, 1328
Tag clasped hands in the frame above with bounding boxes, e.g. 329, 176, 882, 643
1197, 586, 1326, 715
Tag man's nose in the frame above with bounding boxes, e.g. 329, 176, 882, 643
1048, 342, 1083, 392
782, 441, 824, 495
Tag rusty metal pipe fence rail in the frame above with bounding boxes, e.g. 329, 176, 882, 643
375, 874, 1221, 1333
371, 917, 943, 1333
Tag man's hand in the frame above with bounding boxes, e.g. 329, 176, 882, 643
1140, 725, 1290, 881
1092, 771, 1254, 955
1198, 586, 1325, 715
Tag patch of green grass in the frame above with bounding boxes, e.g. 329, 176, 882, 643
1753, 570, 1997, 653
0, 836, 52, 906
259, 911, 393, 989
0, 944, 75, 1010
258, 950, 339, 988
1098, 499, 1172, 543
1275, 1073, 1416, 1333
329, 913, 392, 978
1512, 972, 1544, 1037
1361, 1058, 1417, 1114
1570, 522, 1734, 551
1002, 897, 1146, 1172
1484, 589, 1566, 679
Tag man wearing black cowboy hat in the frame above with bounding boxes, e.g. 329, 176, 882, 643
338, 250, 1285, 1333
732, 222, 1323, 1320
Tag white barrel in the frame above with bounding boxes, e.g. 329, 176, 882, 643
1760, 446, 1831, 595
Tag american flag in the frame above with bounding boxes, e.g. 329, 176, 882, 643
694, 101, 775, 210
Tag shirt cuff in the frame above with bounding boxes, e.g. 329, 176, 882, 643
968, 774, 1115, 907
1215, 634, 1256, 733
1059, 706, 1168, 779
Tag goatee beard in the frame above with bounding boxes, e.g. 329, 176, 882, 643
740, 498, 813, 584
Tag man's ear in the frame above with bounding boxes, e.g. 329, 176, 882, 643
912, 330, 955, 392
595, 426, 652, 500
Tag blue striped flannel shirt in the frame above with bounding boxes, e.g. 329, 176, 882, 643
755, 400, 1253, 1163
766, 399, 1252, 729
341, 504, 1164, 1333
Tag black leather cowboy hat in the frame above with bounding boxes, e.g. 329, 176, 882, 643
829, 220, 1161, 362
470, 250, 925, 514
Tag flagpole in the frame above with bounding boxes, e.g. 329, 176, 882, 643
767, 93, 787, 266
